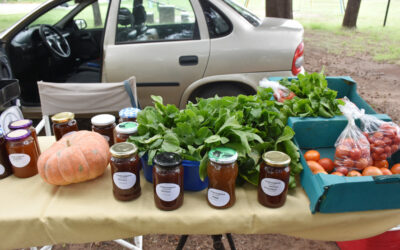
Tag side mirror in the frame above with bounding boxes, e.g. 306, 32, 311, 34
75, 19, 87, 30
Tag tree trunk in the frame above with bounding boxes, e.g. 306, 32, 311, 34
342, 0, 362, 28
266, 0, 293, 19
92, 2, 102, 27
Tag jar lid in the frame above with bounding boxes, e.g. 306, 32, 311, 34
5, 129, 31, 141
51, 112, 75, 123
91, 114, 115, 126
110, 142, 138, 158
208, 147, 238, 164
119, 107, 141, 118
153, 152, 182, 169
262, 151, 291, 167
9, 119, 33, 129
115, 122, 138, 134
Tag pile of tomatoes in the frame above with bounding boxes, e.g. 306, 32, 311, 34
304, 149, 400, 177
334, 137, 371, 171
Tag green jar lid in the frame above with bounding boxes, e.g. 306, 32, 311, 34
110, 142, 137, 158
208, 147, 238, 164
115, 122, 138, 134
262, 151, 291, 167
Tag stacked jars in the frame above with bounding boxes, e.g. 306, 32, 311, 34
113, 122, 138, 143
119, 107, 140, 123
9, 119, 41, 155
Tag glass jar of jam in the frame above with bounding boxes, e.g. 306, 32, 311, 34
0, 128, 13, 179
5, 129, 39, 178
110, 142, 141, 201
113, 122, 138, 143
91, 114, 116, 147
119, 107, 140, 123
153, 152, 184, 211
258, 151, 291, 208
9, 119, 41, 155
207, 147, 238, 209
51, 112, 79, 141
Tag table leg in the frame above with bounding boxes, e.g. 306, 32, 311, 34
226, 233, 236, 250
211, 235, 225, 250
176, 235, 189, 250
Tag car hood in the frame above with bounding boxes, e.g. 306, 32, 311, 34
258, 17, 304, 32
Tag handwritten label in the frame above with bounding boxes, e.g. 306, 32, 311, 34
261, 178, 285, 196
208, 188, 230, 207
113, 172, 136, 189
9, 154, 31, 168
156, 183, 180, 202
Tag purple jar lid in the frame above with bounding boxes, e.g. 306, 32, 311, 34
5, 129, 31, 141
9, 119, 33, 130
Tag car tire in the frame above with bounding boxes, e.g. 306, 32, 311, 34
189, 83, 255, 103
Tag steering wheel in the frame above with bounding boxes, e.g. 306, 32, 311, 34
39, 24, 71, 58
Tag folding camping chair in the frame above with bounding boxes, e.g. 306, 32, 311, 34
36, 76, 138, 136
35, 76, 142, 250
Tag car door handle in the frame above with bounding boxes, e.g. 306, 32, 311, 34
179, 56, 198, 66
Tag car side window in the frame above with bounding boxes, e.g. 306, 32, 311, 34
74, 0, 110, 30
200, 0, 232, 38
116, 0, 199, 43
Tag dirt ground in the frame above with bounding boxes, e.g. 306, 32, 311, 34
18, 29, 400, 250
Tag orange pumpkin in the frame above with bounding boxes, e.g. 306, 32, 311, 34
37, 130, 110, 185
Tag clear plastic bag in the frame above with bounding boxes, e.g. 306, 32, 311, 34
358, 113, 400, 163
259, 78, 295, 102
334, 100, 371, 171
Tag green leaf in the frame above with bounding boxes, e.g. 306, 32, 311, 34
199, 154, 209, 181
275, 126, 295, 147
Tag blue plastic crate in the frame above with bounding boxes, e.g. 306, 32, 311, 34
268, 76, 376, 114
288, 115, 400, 213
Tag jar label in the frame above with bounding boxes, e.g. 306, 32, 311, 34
113, 172, 136, 189
0, 164, 5, 175
208, 188, 230, 207
9, 154, 31, 168
156, 183, 180, 202
103, 135, 110, 142
261, 178, 285, 196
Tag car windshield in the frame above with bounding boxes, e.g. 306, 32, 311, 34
29, 1, 79, 28
222, 0, 261, 27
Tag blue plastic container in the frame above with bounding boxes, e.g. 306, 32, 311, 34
141, 155, 208, 191
288, 115, 400, 213
268, 76, 376, 114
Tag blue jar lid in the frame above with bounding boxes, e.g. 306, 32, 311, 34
119, 107, 141, 119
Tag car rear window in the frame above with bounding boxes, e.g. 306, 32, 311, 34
222, 0, 261, 27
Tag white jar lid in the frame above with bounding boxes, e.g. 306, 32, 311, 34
91, 114, 116, 126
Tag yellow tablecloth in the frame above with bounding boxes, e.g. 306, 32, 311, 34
1, 137, 400, 249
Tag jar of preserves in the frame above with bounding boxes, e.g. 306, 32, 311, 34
51, 112, 79, 141
113, 122, 138, 143
91, 114, 116, 147
0, 128, 13, 179
258, 151, 291, 208
9, 119, 41, 155
207, 147, 238, 209
153, 152, 183, 211
5, 129, 39, 178
119, 107, 140, 123
110, 142, 141, 201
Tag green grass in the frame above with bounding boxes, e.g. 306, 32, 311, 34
0, 13, 27, 32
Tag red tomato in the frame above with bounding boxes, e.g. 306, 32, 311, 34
362, 166, 383, 176
304, 150, 320, 162
392, 145, 399, 154
391, 164, 400, 174
384, 146, 392, 154
374, 160, 389, 169
375, 140, 385, 147
335, 145, 351, 158
347, 170, 362, 177
380, 168, 392, 175
383, 137, 392, 145
350, 148, 361, 160
335, 166, 349, 176
307, 160, 325, 174
378, 153, 388, 161
355, 158, 369, 170
342, 138, 355, 148
373, 132, 384, 140
394, 136, 400, 144
331, 171, 344, 176
318, 158, 334, 173
342, 158, 354, 168
373, 147, 384, 154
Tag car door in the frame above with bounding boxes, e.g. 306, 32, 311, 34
103, 0, 210, 107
